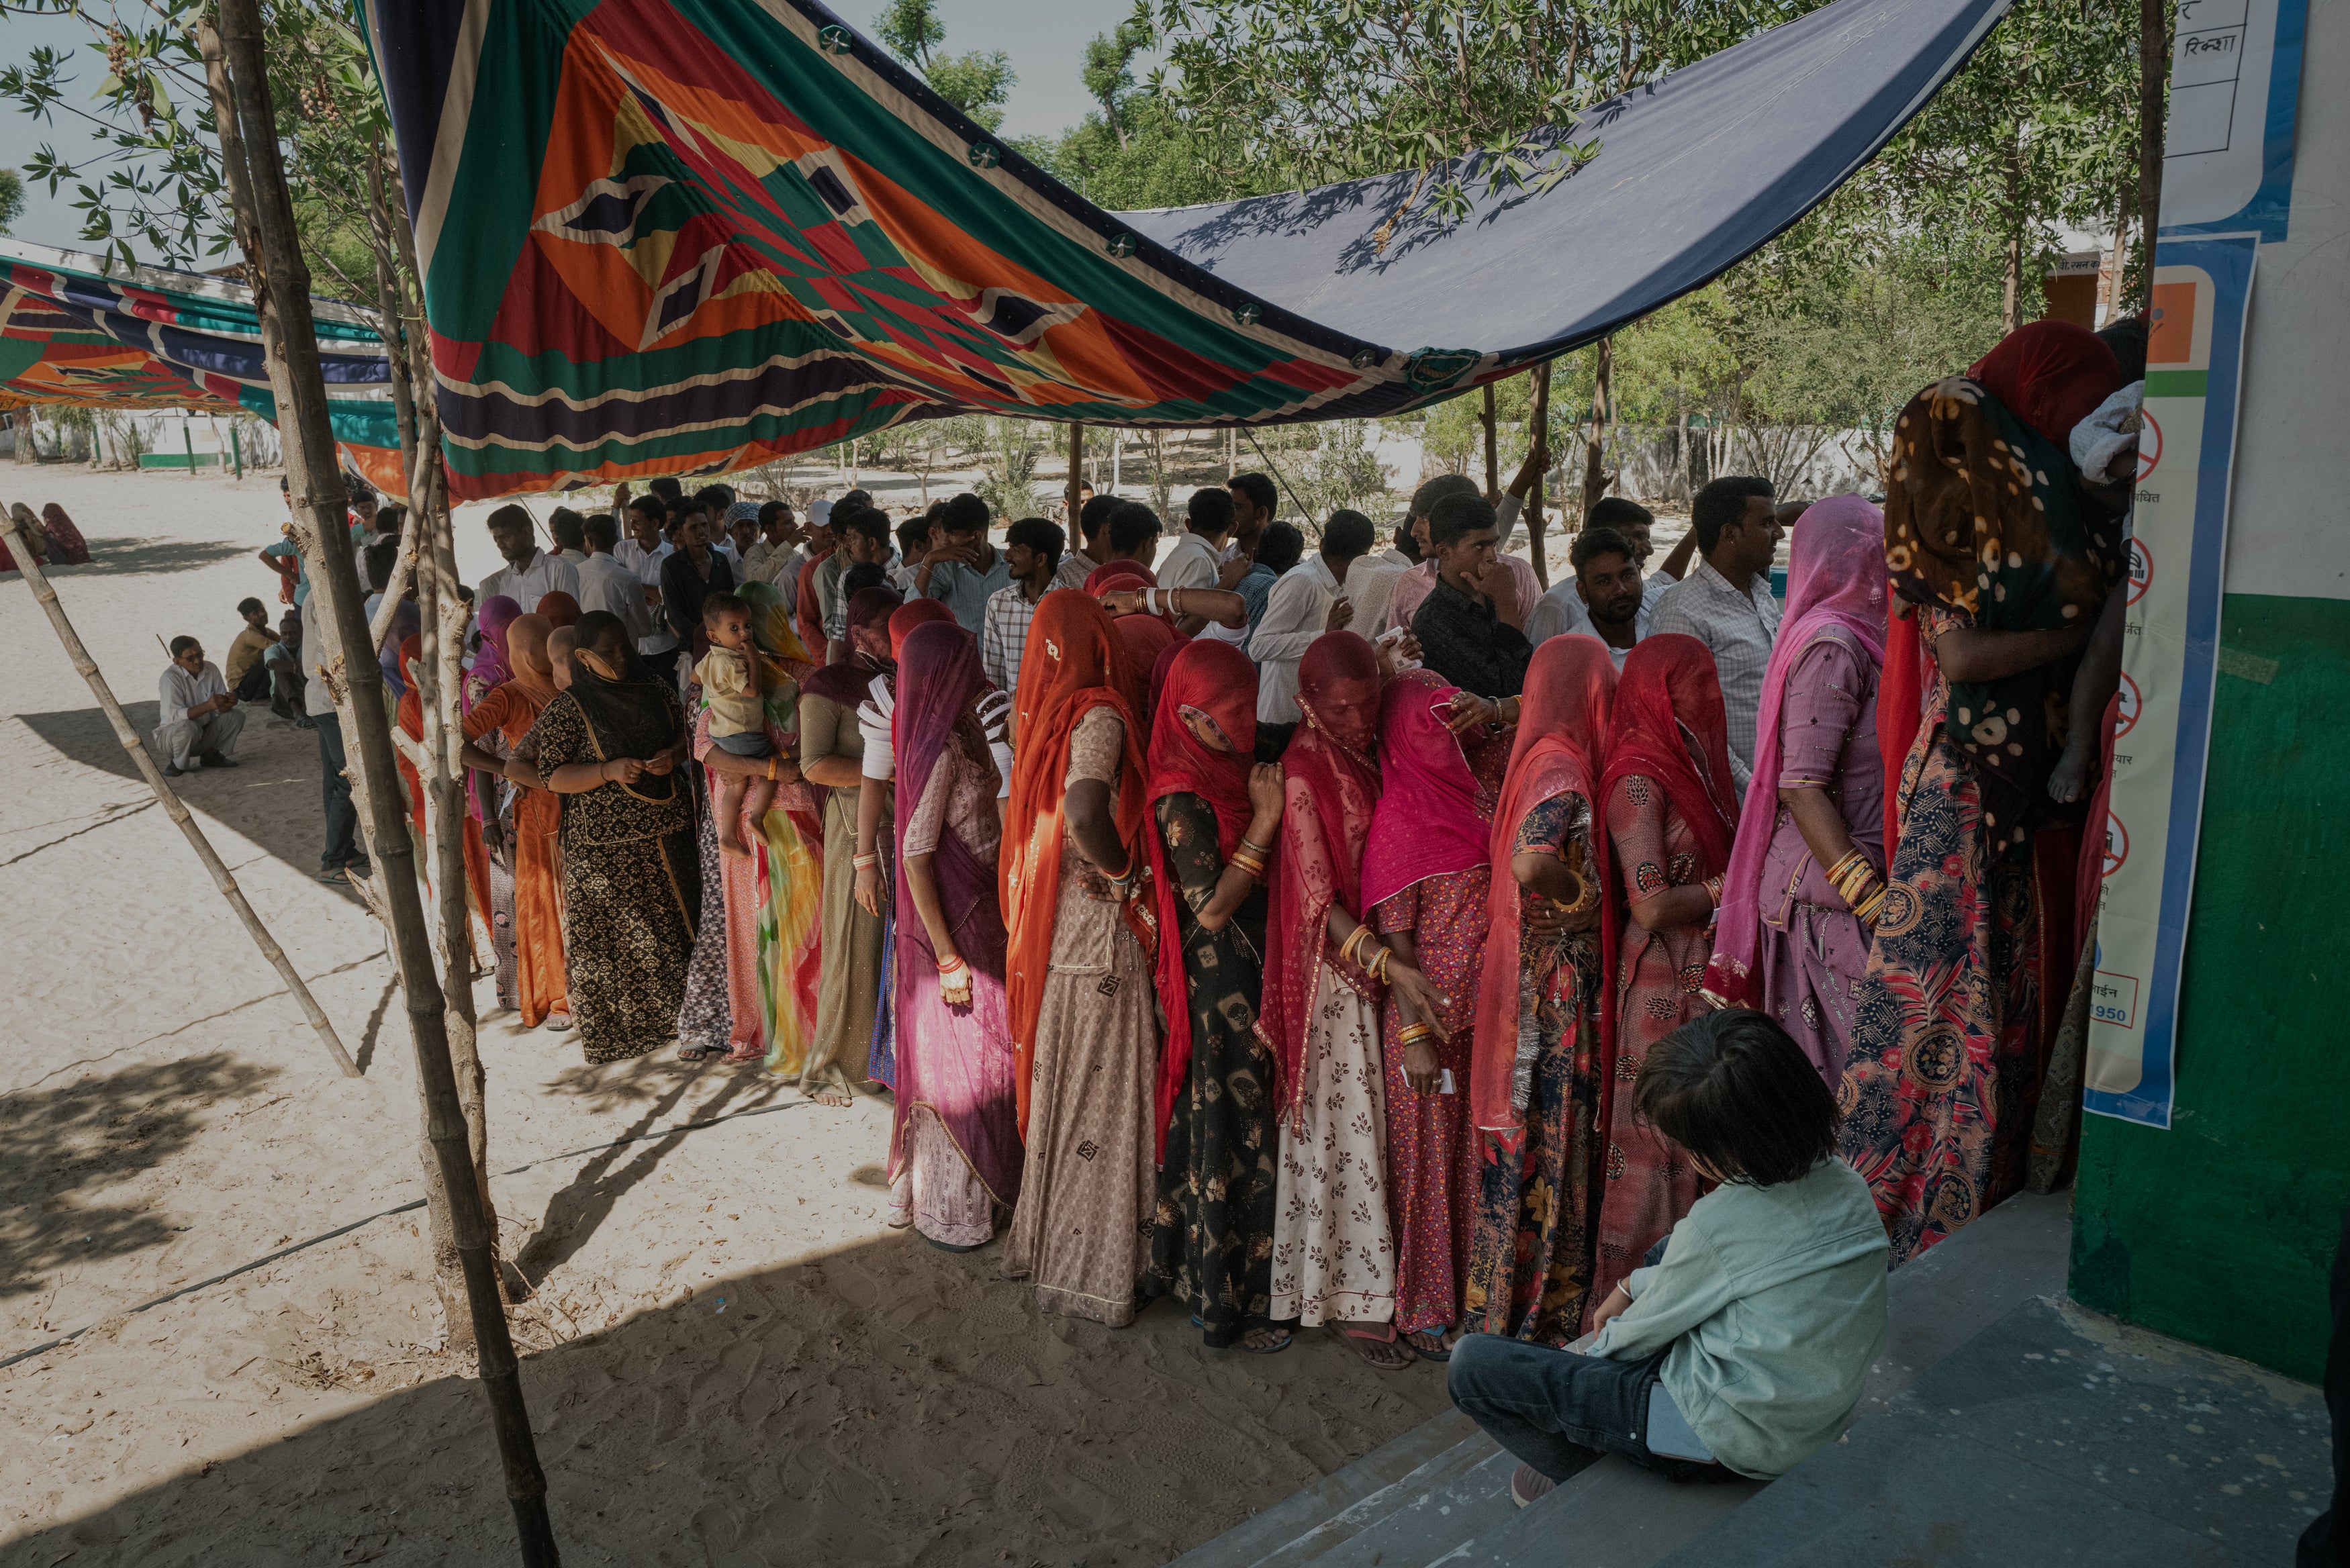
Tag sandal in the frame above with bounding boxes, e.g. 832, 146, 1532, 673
676, 1040, 723, 1062
1402, 1326, 1457, 1363
1193, 1316, 1294, 1355
1328, 1322, 1418, 1371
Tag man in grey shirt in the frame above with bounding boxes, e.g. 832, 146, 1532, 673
1649, 475, 1784, 798
914, 491, 1014, 632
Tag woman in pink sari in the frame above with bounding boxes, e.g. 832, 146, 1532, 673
888, 620, 1021, 1248
1703, 495, 1888, 1081
1363, 670, 1503, 1359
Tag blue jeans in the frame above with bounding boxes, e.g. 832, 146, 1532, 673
313, 712, 366, 873
1448, 1237, 1728, 1484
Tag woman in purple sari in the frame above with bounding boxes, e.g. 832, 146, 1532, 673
1702, 495, 1888, 1081
887, 620, 1023, 1248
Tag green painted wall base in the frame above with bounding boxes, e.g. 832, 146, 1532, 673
2070, 591, 2350, 1384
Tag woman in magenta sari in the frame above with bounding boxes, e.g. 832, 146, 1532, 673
1703, 495, 1888, 1081
888, 620, 1021, 1248
1362, 670, 1501, 1359
1464, 635, 1617, 1346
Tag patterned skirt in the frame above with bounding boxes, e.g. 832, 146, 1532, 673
563, 826, 700, 1064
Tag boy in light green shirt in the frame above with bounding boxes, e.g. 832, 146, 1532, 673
1449, 1010, 1889, 1506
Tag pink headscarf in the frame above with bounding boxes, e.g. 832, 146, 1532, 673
1703, 494, 1888, 1009
1361, 671, 1491, 912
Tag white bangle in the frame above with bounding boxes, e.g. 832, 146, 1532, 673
1145, 588, 1162, 616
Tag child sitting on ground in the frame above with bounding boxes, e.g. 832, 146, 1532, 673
1449, 1008, 1889, 1506
696, 591, 775, 857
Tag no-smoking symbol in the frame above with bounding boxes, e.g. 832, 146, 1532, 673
2102, 813, 2129, 879
2127, 538, 2151, 606
2115, 672, 2141, 738
2136, 408, 2161, 482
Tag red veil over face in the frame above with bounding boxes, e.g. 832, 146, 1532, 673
1143, 639, 1261, 1151
1968, 320, 2123, 446
888, 597, 957, 661
1256, 632, 1386, 1123
1597, 633, 1738, 879
1472, 635, 1619, 1134
1000, 589, 1152, 1138
1361, 669, 1491, 913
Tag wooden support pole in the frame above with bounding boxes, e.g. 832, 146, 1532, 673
1480, 383, 1499, 503
203, 7, 557, 1563
1525, 363, 1552, 591
3, 507, 359, 1077
2137, 0, 2165, 307
1064, 421, 1084, 529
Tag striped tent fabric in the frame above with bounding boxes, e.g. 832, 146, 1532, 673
0, 238, 406, 494
362, 0, 2008, 502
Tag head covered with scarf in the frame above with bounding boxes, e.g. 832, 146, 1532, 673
802, 585, 902, 706
1472, 634, 1619, 1134
1143, 638, 1261, 1150
1599, 633, 1738, 881
563, 609, 686, 801
889, 597, 958, 661
1361, 669, 1493, 914
1883, 322, 2124, 852
471, 595, 523, 691
890, 618, 1023, 1206
1001, 589, 1152, 1136
1086, 560, 1157, 593
1705, 495, 1887, 1010
738, 576, 813, 671
1257, 632, 1387, 1123
534, 591, 580, 629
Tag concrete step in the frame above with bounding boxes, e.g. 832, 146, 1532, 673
1168, 1188, 2078, 1568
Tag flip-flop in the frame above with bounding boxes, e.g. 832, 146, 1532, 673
676, 1041, 722, 1062
1328, 1322, 1418, 1371
1402, 1328, 1455, 1363
1192, 1315, 1294, 1354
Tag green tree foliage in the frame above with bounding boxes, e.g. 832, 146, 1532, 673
0, 168, 23, 232
1015, 7, 1229, 211
873, 0, 1015, 132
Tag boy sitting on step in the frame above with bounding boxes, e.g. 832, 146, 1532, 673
1449, 1008, 1889, 1507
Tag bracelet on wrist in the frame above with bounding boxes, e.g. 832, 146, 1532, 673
853, 852, 878, 869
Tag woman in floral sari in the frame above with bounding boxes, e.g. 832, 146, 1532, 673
1139, 640, 1287, 1351
1840, 322, 2121, 1263
458, 612, 568, 1030
1464, 635, 1617, 1345
1590, 633, 1739, 1312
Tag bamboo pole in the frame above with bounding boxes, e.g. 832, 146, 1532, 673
203, 7, 557, 1563
1064, 422, 1084, 528
2, 507, 359, 1077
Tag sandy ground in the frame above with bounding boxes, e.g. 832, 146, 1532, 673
0, 469, 1456, 1568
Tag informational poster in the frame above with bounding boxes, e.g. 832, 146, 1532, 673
2083, 236, 2256, 1128
2159, 0, 2307, 242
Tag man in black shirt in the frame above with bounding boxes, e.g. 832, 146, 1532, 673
1411, 491, 1532, 701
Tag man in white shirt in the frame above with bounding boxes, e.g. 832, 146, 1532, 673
1252, 510, 1374, 753
1526, 518, 1652, 667
575, 513, 657, 644
739, 500, 800, 585
613, 495, 677, 663
1156, 488, 1230, 595
1344, 522, 1419, 633
478, 503, 580, 613
1650, 476, 1784, 795
155, 635, 245, 776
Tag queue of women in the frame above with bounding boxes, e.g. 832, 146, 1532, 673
401, 316, 2134, 1367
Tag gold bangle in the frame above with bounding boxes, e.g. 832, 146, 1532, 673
1229, 850, 1267, 881
1370, 946, 1391, 983
1397, 1022, 1435, 1046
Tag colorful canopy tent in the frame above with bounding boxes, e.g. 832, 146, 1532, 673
363, 0, 2008, 503
0, 238, 406, 495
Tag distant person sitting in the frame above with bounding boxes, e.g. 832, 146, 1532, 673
1411, 492, 1533, 700
1449, 1008, 1889, 1505
1527, 510, 1654, 664
266, 609, 308, 728
226, 597, 281, 703
156, 635, 246, 777
1650, 476, 1783, 793
696, 591, 775, 858
914, 492, 1013, 632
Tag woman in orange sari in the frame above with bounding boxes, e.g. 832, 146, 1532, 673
459, 614, 569, 1030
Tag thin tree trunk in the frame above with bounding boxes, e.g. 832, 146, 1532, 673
205, 8, 557, 1563
1581, 336, 1613, 524
2002, 126, 2025, 333
2139, 0, 2165, 300
1480, 383, 1499, 502
1526, 361, 1552, 589
1065, 422, 1084, 528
